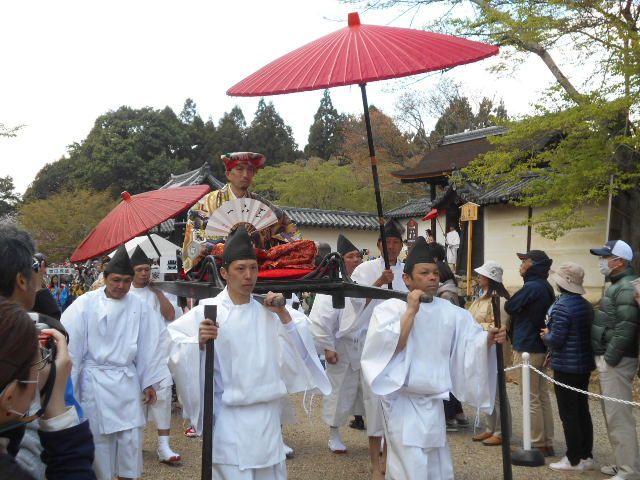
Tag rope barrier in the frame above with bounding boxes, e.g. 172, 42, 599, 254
504, 362, 640, 408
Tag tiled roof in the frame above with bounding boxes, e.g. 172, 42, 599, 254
393, 126, 507, 181
280, 206, 378, 230
161, 163, 225, 190
455, 175, 539, 205
385, 197, 433, 219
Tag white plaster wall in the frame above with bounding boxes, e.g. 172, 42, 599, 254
483, 204, 608, 302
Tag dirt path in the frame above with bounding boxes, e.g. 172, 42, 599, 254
142, 383, 640, 479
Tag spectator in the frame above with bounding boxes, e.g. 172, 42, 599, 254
32, 254, 62, 321
48, 275, 69, 312
0, 298, 96, 480
589, 240, 640, 479
505, 249, 555, 456
541, 262, 595, 471
468, 260, 512, 446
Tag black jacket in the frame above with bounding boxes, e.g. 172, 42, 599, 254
0, 420, 96, 480
505, 259, 555, 353
543, 292, 595, 374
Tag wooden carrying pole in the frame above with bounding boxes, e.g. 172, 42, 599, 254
201, 305, 217, 480
491, 293, 513, 480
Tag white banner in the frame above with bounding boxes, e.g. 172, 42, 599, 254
46, 267, 75, 276
159, 256, 179, 274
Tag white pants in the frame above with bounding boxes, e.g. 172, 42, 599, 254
381, 395, 453, 479
362, 371, 385, 437
322, 340, 364, 427
146, 384, 172, 430
213, 460, 287, 479
92, 427, 143, 480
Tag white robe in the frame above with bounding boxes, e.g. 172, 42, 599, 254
130, 286, 173, 428
167, 288, 330, 476
336, 257, 407, 436
62, 288, 166, 479
445, 230, 460, 265
309, 293, 364, 427
361, 297, 497, 479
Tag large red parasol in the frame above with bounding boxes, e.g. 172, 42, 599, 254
70, 185, 211, 262
227, 12, 498, 275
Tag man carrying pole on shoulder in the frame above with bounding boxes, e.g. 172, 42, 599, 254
168, 226, 330, 479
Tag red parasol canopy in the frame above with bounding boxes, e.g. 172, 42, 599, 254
422, 208, 446, 221
227, 12, 498, 280
70, 185, 211, 262
227, 12, 498, 96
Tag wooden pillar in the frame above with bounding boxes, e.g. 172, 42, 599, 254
430, 183, 437, 242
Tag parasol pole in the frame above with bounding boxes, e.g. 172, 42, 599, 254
360, 83, 391, 289
491, 292, 513, 480
146, 233, 162, 259
201, 305, 217, 480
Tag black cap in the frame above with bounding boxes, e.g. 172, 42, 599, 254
403, 236, 436, 273
516, 250, 549, 263
337, 234, 358, 256
130, 246, 152, 267
104, 245, 134, 276
380, 219, 403, 241
222, 225, 257, 264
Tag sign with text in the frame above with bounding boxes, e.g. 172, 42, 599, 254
46, 267, 75, 277
406, 219, 418, 244
460, 202, 479, 222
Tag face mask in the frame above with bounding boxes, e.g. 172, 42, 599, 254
0, 374, 43, 435
598, 258, 612, 276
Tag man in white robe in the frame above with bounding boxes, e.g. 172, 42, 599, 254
62, 245, 166, 480
445, 225, 460, 271
338, 220, 407, 479
128, 246, 181, 464
309, 234, 364, 453
168, 226, 330, 479
361, 236, 506, 479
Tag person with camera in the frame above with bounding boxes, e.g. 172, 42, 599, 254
0, 298, 96, 479
62, 245, 166, 480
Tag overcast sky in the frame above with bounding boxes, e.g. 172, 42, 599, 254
0, 0, 558, 195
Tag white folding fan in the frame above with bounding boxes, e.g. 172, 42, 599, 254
204, 198, 278, 237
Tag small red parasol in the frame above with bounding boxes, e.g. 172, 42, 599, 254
70, 185, 211, 262
422, 208, 446, 221
227, 12, 498, 275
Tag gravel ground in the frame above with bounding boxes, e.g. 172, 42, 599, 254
142, 381, 640, 480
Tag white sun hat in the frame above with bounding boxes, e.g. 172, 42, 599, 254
474, 260, 504, 284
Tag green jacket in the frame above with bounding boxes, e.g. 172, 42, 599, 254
591, 266, 639, 366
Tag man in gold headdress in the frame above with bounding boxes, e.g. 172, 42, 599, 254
182, 152, 301, 273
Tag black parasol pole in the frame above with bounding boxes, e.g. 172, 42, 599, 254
491, 292, 513, 480
201, 305, 217, 480
146, 233, 162, 259
360, 83, 392, 289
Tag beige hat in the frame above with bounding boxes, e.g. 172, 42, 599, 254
550, 262, 585, 295
474, 260, 504, 284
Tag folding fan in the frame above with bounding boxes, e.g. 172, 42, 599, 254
204, 198, 278, 237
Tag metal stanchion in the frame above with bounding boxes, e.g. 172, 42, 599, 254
512, 352, 545, 466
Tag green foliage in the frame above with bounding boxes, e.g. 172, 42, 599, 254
461, 97, 639, 238
245, 99, 298, 164
0, 176, 20, 217
252, 159, 379, 211
18, 189, 117, 262
0, 123, 23, 138
347, 0, 640, 238
305, 90, 346, 160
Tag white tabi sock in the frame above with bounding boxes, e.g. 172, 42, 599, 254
158, 435, 169, 449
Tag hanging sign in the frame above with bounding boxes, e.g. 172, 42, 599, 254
406, 219, 418, 244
